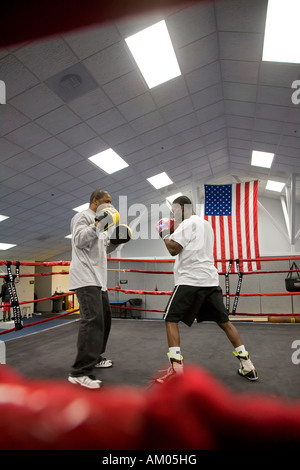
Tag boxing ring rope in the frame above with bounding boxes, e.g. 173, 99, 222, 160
0, 255, 300, 335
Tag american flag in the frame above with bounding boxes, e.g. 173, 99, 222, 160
204, 180, 261, 273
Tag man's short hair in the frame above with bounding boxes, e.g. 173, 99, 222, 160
172, 195, 192, 207
90, 190, 108, 205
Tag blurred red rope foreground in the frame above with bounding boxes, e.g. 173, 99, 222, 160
0, 364, 300, 450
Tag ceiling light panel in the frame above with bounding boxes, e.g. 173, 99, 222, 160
73, 203, 89, 212
251, 150, 274, 168
263, 0, 300, 63
125, 20, 181, 89
166, 192, 183, 203
88, 149, 129, 174
266, 180, 285, 192
147, 171, 173, 189
0, 243, 16, 250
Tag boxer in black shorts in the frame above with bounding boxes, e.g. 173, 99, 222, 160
155, 196, 258, 383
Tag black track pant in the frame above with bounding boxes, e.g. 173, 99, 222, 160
70, 286, 111, 377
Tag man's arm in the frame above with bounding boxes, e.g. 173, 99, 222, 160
164, 237, 183, 256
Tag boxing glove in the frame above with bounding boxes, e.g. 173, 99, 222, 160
155, 218, 176, 239
110, 224, 132, 245
95, 205, 120, 232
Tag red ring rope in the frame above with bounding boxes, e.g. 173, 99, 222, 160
1, 256, 299, 328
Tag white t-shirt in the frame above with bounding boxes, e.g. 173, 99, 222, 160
169, 215, 219, 287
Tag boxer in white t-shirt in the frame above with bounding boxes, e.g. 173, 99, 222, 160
155, 196, 258, 383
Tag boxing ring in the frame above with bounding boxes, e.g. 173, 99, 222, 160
1, 256, 300, 449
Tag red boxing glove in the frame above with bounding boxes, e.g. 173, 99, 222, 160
155, 218, 176, 239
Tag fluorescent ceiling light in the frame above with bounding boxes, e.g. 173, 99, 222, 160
0, 243, 16, 250
73, 203, 89, 212
263, 0, 300, 63
147, 171, 173, 189
166, 192, 183, 204
251, 150, 274, 168
125, 20, 181, 88
266, 180, 285, 192
88, 149, 128, 174
0, 215, 9, 223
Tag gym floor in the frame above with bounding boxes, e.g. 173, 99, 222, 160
4, 318, 300, 400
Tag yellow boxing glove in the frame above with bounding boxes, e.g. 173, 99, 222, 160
95, 205, 120, 232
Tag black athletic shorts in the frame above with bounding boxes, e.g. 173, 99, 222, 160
164, 285, 229, 327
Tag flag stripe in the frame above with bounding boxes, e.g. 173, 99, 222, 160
204, 181, 260, 272
253, 181, 261, 270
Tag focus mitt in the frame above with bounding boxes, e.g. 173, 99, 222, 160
95, 205, 120, 232
110, 224, 132, 245
155, 218, 176, 239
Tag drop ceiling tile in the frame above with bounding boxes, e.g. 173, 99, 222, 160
139, 125, 171, 146
150, 76, 189, 108
101, 123, 137, 146
226, 115, 254, 130
4, 173, 36, 190
0, 54, 40, 99
222, 60, 260, 84
30, 137, 69, 159
0, 104, 30, 136
87, 108, 126, 134
168, 2, 216, 48
57, 122, 97, 147
219, 32, 262, 61
196, 101, 225, 124
74, 137, 108, 158
48, 149, 84, 169
103, 71, 147, 105
10, 84, 63, 120
191, 84, 223, 110
0, 138, 23, 161
225, 100, 256, 117
200, 115, 227, 136
161, 96, 194, 122
3, 151, 43, 171
255, 103, 290, 122
118, 92, 157, 121
130, 110, 164, 134
223, 82, 257, 102
65, 160, 95, 177
68, 87, 113, 120
259, 62, 300, 88
63, 24, 121, 60
6, 122, 51, 148
215, 0, 267, 33
177, 34, 219, 74
13, 180, 51, 197
15, 37, 79, 81
114, 137, 145, 157
83, 42, 134, 86
257, 85, 292, 106
167, 113, 198, 135
23, 161, 59, 179
186, 62, 221, 94
36, 106, 82, 134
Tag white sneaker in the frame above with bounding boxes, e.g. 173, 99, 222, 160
95, 358, 113, 368
233, 352, 258, 381
155, 352, 183, 384
68, 375, 102, 389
